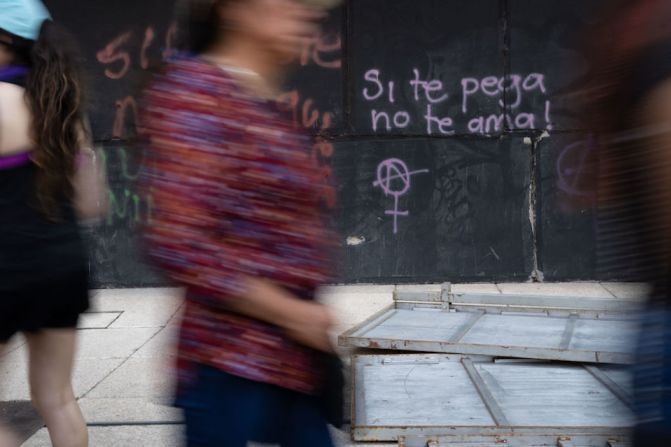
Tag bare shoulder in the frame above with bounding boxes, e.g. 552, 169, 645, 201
0, 81, 32, 153
0, 81, 27, 99
0, 81, 29, 114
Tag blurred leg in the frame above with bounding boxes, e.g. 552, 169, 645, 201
635, 423, 671, 447
25, 330, 87, 447
0, 343, 19, 447
181, 366, 281, 447
280, 393, 333, 447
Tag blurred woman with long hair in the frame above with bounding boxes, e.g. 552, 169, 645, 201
140, 0, 340, 445
583, 0, 671, 444
0, 1, 106, 445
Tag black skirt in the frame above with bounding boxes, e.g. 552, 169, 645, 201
0, 269, 89, 342
0, 160, 90, 342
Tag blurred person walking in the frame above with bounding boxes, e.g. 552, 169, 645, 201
139, 0, 341, 446
582, 0, 671, 445
0, 1, 107, 445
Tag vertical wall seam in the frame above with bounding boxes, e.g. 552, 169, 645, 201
343, 1, 353, 134
500, 0, 511, 132
529, 138, 543, 281
501, 0, 542, 281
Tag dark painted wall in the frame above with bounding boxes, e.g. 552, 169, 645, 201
43, 0, 607, 287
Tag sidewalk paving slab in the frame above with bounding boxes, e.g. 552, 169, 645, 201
131, 324, 178, 359
90, 288, 183, 329
23, 425, 184, 447
1, 334, 25, 358
8, 283, 648, 446
320, 286, 394, 334
85, 357, 174, 400
78, 398, 181, 425
601, 282, 651, 300
396, 283, 443, 293
76, 327, 162, 360
78, 312, 123, 329
496, 282, 615, 297
1, 353, 123, 402
451, 283, 501, 294
23, 425, 395, 447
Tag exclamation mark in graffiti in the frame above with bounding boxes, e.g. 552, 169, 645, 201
545, 100, 553, 131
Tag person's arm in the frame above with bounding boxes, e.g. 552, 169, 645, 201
140, 72, 333, 352
240, 277, 333, 351
72, 121, 108, 222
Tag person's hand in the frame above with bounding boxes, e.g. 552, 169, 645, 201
285, 301, 334, 353
239, 277, 335, 352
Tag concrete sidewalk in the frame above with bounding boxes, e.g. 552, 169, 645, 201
0, 282, 646, 446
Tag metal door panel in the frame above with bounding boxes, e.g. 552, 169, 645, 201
352, 354, 634, 442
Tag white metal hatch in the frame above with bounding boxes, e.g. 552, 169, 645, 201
340, 286, 640, 364
352, 354, 634, 444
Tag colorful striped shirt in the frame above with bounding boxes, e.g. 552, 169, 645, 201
139, 56, 336, 394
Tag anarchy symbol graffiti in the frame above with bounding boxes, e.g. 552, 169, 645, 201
373, 158, 429, 234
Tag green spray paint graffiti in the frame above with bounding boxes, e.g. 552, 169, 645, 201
100, 146, 154, 227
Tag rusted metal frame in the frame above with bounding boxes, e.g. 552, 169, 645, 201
372, 427, 633, 444
400, 437, 631, 447
447, 311, 485, 343
339, 309, 634, 364
583, 366, 634, 409
559, 314, 579, 350
397, 430, 632, 446
382, 357, 442, 365
394, 283, 451, 309
440, 282, 452, 309
337, 304, 396, 344
450, 302, 636, 319
450, 292, 641, 316
351, 353, 365, 435
342, 334, 634, 364
395, 301, 445, 310
374, 289, 638, 316
449, 304, 633, 320
366, 352, 492, 364
461, 358, 510, 427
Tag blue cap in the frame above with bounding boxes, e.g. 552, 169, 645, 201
0, 0, 52, 41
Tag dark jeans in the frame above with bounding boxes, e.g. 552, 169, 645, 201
177, 365, 334, 447
635, 423, 671, 447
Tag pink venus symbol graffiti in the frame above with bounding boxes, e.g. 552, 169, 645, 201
373, 158, 429, 234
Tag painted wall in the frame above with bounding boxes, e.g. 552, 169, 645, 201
43, 0, 606, 286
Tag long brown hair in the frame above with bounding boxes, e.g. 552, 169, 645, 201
23, 21, 87, 220
178, 0, 230, 54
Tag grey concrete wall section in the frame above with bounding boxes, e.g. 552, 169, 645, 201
41, 0, 612, 287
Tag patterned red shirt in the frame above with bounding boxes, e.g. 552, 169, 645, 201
139, 57, 336, 394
